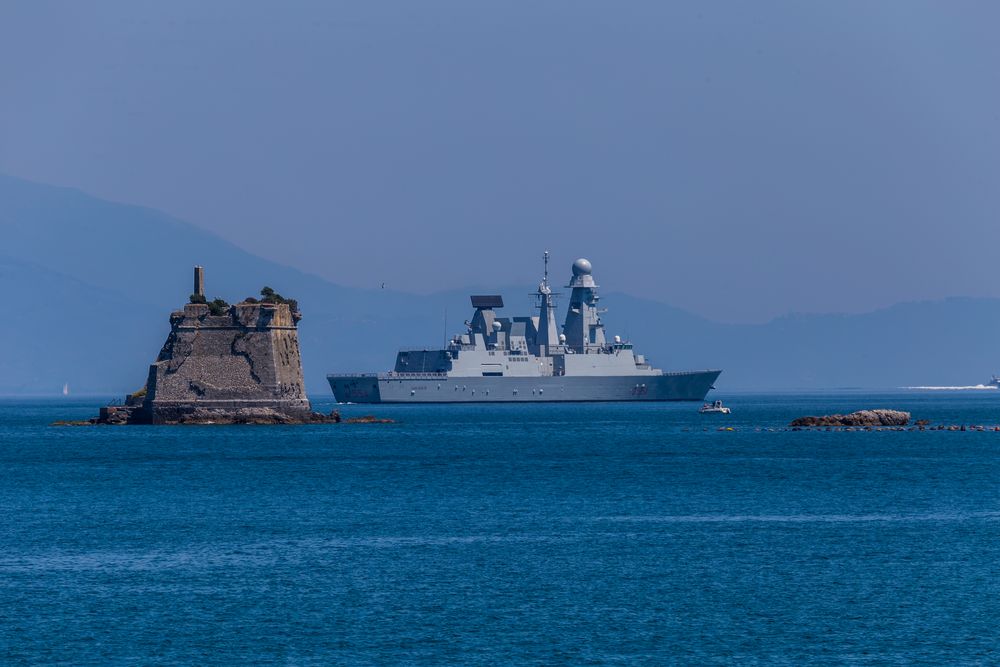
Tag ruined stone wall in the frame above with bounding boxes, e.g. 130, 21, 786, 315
142, 301, 311, 423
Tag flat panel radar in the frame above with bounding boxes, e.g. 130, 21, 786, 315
471, 295, 504, 309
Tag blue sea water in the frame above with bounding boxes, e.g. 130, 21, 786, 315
2, 392, 999, 665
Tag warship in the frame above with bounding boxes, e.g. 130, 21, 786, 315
328, 254, 721, 403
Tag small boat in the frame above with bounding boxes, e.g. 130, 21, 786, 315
699, 400, 731, 414
987, 376, 1000, 388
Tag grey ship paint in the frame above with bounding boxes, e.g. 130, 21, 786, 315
328, 255, 721, 403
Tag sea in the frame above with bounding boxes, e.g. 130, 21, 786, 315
2, 391, 999, 665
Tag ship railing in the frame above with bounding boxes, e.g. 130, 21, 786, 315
329, 371, 450, 380
659, 369, 723, 376
380, 372, 449, 380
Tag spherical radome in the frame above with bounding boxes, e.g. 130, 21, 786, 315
572, 258, 592, 276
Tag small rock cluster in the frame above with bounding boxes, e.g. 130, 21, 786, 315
789, 409, 910, 428
675, 423, 1000, 433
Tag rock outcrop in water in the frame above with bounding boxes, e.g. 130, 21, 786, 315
790, 409, 911, 428
90, 267, 379, 426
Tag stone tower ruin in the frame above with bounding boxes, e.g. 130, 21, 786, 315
102, 267, 319, 424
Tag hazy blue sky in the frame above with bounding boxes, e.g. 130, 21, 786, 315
2, 1, 998, 321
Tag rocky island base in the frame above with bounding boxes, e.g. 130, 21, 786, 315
91, 405, 346, 425
83, 407, 393, 425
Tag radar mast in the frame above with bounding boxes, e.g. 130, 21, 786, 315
536, 250, 560, 352
563, 257, 606, 353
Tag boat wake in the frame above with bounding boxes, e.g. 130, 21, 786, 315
904, 384, 998, 391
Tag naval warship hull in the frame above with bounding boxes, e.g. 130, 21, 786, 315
328, 369, 721, 404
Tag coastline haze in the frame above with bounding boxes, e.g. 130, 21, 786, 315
2, 2, 999, 322
3, 171, 1000, 395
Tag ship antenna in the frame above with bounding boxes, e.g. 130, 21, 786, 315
543, 250, 549, 288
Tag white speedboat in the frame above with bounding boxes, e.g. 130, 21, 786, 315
699, 400, 731, 414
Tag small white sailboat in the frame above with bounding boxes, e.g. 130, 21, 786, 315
62, 382, 70, 396
699, 399, 731, 414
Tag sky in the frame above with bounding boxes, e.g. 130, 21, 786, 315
1, 1, 998, 322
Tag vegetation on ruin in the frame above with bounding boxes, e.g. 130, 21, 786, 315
208, 298, 230, 316
189, 293, 230, 315
259, 286, 299, 314
191, 288, 298, 315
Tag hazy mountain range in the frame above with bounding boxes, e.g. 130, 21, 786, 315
2, 172, 998, 395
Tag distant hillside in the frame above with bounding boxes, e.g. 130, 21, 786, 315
0, 256, 161, 394
0, 173, 470, 393
2, 173, 998, 394
609, 293, 1000, 390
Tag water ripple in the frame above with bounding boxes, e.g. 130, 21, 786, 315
596, 511, 1000, 523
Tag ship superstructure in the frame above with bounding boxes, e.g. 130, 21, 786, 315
328, 255, 721, 403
